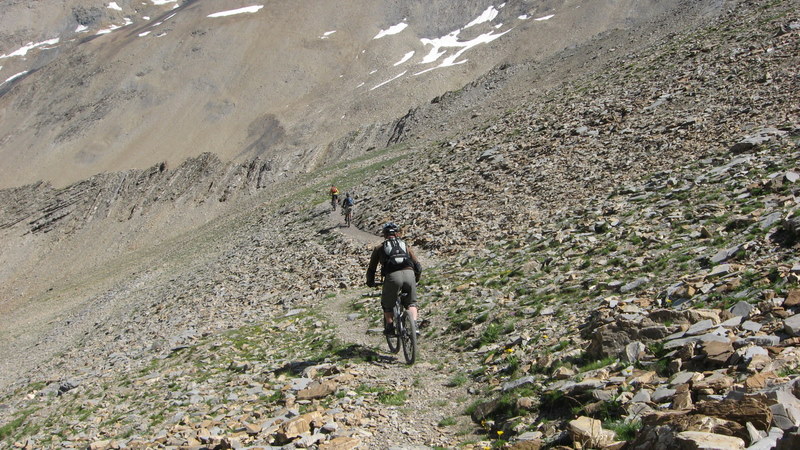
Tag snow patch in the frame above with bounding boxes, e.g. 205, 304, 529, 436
96, 26, 119, 35
416, 29, 510, 75
0, 38, 60, 59
1, 70, 28, 86
393, 51, 415, 66
208, 6, 264, 18
464, 6, 499, 29
94, 16, 133, 36
374, 22, 408, 39
371, 71, 407, 90
535, 14, 555, 21
108, 2, 122, 11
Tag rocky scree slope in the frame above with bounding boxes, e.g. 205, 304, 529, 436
355, 0, 800, 252
0, 0, 799, 449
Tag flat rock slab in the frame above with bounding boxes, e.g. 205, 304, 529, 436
729, 301, 754, 318
676, 431, 745, 449
785, 314, 800, 336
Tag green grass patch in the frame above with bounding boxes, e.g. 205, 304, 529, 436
579, 356, 616, 372
446, 373, 469, 387
0, 407, 36, 441
355, 383, 384, 394
378, 390, 408, 406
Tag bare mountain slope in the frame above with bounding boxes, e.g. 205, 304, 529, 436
2, 0, 704, 189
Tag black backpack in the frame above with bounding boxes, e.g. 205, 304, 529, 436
382, 238, 413, 274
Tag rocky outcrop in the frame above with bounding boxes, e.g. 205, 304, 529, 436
0, 153, 274, 236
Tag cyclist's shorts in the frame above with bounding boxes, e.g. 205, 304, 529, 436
381, 269, 417, 312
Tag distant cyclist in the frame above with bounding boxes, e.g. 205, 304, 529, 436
329, 185, 340, 210
341, 193, 355, 226
366, 222, 422, 335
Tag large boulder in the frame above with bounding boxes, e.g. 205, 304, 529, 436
694, 397, 772, 434
568, 416, 617, 449
275, 411, 324, 444
585, 316, 668, 359
629, 410, 748, 447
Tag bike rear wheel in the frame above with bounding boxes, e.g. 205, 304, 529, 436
400, 312, 417, 365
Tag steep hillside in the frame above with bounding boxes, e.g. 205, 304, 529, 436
2, 0, 706, 189
0, 0, 798, 449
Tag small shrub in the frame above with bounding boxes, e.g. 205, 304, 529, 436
478, 322, 502, 347
438, 416, 457, 427
606, 420, 643, 441
551, 340, 570, 352
653, 358, 671, 376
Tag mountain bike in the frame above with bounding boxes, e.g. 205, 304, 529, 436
331, 195, 338, 211
384, 292, 417, 365
343, 206, 353, 227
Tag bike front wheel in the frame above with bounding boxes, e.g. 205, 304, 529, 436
400, 312, 417, 365
385, 315, 400, 354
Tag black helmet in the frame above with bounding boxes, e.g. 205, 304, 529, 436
382, 222, 399, 235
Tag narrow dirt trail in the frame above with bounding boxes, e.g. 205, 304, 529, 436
325, 208, 481, 448
327, 206, 384, 248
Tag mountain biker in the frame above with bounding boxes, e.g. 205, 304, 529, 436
366, 222, 422, 335
329, 185, 340, 209
341, 193, 355, 214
